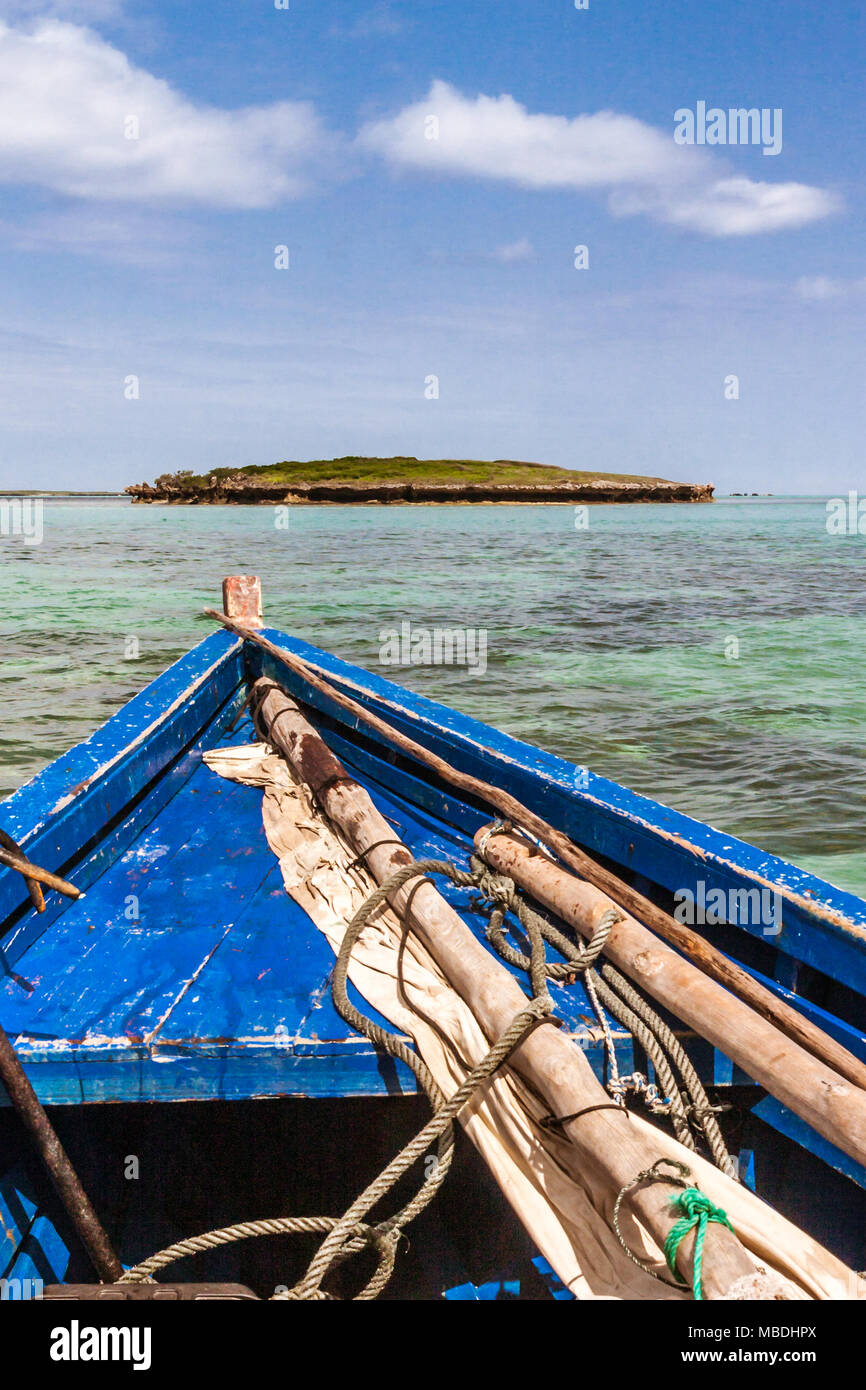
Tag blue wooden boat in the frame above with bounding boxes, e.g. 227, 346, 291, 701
2, 590, 865, 1301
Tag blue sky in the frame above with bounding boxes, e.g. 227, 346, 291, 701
0, 0, 862, 492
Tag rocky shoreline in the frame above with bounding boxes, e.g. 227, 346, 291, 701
126, 478, 714, 505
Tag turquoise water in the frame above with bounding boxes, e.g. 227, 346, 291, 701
2, 496, 864, 895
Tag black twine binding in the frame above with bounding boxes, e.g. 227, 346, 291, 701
346, 840, 412, 870
540, 1102, 630, 1133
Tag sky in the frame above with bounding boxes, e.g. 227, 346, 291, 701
0, 0, 862, 493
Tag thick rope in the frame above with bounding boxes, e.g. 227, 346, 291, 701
468, 851, 734, 1174
117, 1216, 394, 1300
597, 964, 734, 1174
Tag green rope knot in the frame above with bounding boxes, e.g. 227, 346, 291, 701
664, 1187, 734, 1301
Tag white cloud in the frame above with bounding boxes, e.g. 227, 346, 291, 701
361, 81, 689, 189
491, 237, 534, 263
0, 27, 839, 238
0, 19, 339, 207
360, 80, 839, 237
615, 176, 840, 237
795, 274, 866, 301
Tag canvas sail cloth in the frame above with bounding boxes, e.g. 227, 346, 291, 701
205, 742, 865, 1302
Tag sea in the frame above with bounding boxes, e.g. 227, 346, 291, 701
1, 494, 864, 895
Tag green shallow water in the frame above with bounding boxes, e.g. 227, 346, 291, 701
1, 495, 864, 896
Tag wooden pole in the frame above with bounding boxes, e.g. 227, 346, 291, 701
479, 829, 866, 1172
253, 680, 765, 1300
0, 1026, 122, 1281
204, 606, 866, 1093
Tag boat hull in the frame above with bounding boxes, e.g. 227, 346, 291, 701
2, 627, 865, 1291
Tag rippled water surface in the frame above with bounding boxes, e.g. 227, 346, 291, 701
2, 496, 864, 895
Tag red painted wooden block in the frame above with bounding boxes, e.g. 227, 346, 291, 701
222, 575, 263, 630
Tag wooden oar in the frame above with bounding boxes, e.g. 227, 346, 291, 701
205, 607, 866, 1093
254, 679, 762, 1300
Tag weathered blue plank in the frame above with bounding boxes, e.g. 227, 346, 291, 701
754, 1096, 866, 1191
0, 678, 247, 974
4, 1213, 70, 1287
1, 630, 240, 847
0, 1049, 420, 1105
0, 633, 244, 950
159, 862, 339, 1045
1, 777, 253, 1010
0, 791, 274, 1048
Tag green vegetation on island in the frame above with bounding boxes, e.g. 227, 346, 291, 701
146, 457, 681, 490
126, 457, 713, 504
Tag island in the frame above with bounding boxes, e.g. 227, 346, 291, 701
125, 457, 714, 505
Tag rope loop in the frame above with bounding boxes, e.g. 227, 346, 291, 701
610, 1158, 737, 1300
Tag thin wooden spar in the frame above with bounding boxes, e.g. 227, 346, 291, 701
0, 829, 45, 913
